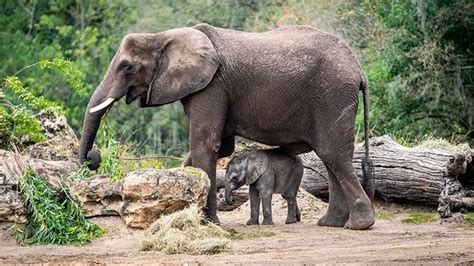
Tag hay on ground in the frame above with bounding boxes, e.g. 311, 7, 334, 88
141, 205, 230, 255
415, 138, 470, 152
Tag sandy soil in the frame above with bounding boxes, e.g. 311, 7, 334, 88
1, 192, 474, 265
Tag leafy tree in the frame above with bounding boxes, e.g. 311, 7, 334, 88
1, 0, 472, 155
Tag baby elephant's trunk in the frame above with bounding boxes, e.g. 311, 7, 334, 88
225, 185, 234, 205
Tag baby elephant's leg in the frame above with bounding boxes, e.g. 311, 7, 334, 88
247, 184, 260, 225
261, 191, 274, 225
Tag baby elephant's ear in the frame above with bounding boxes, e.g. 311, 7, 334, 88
246, 152, 269, 185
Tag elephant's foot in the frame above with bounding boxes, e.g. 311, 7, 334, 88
261, 218, 274, 225
203, 208, 221, 225
343, 199, 375, 230
285, 217, 298, 224
246, 219, 259, 226
317, 211, 349, 227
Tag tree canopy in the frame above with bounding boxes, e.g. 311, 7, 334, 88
1, 0, 472, 156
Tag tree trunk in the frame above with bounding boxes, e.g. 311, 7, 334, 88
300, 135, 473, 206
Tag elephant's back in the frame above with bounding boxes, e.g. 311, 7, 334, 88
195, 23, 362, 89
196, 24, 358, 66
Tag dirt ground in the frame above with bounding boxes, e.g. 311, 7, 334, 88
1, 192, 474, 265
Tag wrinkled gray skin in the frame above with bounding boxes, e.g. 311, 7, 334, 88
79, 23, 375, 229
225, 149, 303, 225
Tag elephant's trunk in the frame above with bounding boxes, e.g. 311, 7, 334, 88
225, 184, 234, 205
79, 83, 113, 169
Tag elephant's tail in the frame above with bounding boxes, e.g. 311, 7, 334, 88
361, 76, 375, 199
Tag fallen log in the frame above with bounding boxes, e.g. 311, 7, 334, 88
300, 135, 473, 206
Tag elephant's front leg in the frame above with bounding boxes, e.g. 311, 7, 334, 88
184, 95, 228, 225
189, 133, 221, 224
260, 191, 274, 225
247, 184, 260, 225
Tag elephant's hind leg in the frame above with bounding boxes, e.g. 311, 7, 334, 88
312, 93, 374, 229
317, 166, 349, 227
316, 147, 374, 230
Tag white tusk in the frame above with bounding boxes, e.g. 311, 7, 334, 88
89, 98, 115, 113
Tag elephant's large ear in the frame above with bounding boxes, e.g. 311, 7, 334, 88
147, 28, 219, 106
246, 152, 270, 185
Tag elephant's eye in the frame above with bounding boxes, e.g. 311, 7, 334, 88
123, 64, 133, 74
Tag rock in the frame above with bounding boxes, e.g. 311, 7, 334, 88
0, 109, 80, 223
120, 167, 210, 229
217, 185, 249, 211
0, 151, 26, 223
70, 167, 211, 229
71, 175, 123, 217
35, 108, 77, 140
22, 135, 79, 163
0, 149, 79, 222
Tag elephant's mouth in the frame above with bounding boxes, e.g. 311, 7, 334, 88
125, 88, 140, 105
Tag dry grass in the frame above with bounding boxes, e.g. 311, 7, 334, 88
415, 137, 470, 152
140, 205, 231, 255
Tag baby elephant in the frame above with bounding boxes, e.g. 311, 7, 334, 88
225, 149, 304, 225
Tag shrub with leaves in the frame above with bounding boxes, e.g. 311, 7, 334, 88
14, 167, 104, 245
1, 58, 86, 149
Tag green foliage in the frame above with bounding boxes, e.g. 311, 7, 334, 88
15, 167, 104, 245
401, 211, 439, 225
70, 164, 93, 181
375, 209, 397, 220
96, 120, 123, 183
1, 0, 472, 155
465, 213, 474, 225
359, 0, 473, 143
3, 76, 59, 110
10, 106, 45, 143
38, 59, 87, 96
121, 158, 163, 173
0, 58, 87, 148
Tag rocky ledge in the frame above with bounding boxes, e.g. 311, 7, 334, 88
0, 110, 210, 229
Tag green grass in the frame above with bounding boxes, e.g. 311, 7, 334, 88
465, 212, 474, 225
375, 209, 397, 220
401, 211, 439, 225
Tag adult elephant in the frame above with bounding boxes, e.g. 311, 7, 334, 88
79, 23, 375, 229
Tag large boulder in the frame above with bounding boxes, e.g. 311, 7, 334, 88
121, 168, 210, 228
72, 167, 210, 229
71, 175, 123, 217
0, 152, 79, 222
0, 110, 79, 223
0, 150, 26, 223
